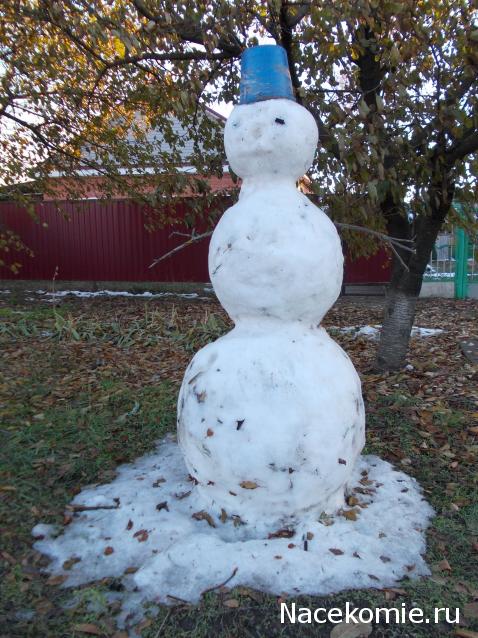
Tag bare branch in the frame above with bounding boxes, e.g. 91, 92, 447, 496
149, 222, 415, 270
149, 230, 213, 268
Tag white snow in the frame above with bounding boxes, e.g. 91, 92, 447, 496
331, 325, 444, 339
0, 289, 11, 294
178, 98, 357, 523
214, 99, 342, 323
28, 289, 206, 301
178, 323, 364, 527
33, 436, 434, 632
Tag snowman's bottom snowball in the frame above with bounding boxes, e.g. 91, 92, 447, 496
33, 436, 434, 630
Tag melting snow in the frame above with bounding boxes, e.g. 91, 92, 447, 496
27, 290, 211, 302
33, 436, 434, 633
331, 325, 444, 339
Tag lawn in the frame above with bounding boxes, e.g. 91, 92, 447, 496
1, 291, 477, 638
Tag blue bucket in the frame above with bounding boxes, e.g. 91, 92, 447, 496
240, 45, 295, 105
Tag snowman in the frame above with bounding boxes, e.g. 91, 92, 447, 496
178, 45, 365, 530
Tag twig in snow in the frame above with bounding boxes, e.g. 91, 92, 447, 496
201, 567, 239, 595
166, 593, 189, 604
68, 504, 120, 512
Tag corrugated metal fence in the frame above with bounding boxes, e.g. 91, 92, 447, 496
0, 199, 391, 285
0, 199, 210, 282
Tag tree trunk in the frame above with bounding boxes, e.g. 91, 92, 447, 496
375, 174, 455, 371
376, 265, 423, 371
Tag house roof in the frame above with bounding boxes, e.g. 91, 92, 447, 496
49, 105, 227, 179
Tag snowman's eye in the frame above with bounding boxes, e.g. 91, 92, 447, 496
275, 118, 285, 125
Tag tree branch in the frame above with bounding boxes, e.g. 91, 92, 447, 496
131, 0, 243, 56
149, 222, 415, 270
445, 129, 478, 164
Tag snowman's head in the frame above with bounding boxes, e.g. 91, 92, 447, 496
224, 98, 318, 180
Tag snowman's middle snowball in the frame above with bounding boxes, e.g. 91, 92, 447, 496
177, 323, 365, 527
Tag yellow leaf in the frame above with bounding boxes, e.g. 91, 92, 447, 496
342, 509, 358, 521
113, 37, 126, 58
240, 481, 258, 489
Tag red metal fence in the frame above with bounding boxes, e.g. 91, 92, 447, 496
0, 199, 390, 284
0, 200, 210, 282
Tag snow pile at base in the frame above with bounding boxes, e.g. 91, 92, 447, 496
33, 436, 434, 632
331, 325, 444, 340
29, 290, 212, 302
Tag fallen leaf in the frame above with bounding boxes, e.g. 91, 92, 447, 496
342, 509, 358, 521
329, 548, 344, 555
133, 529, 149, 542
220, 508, 227, 524
192, 510, 216, 528
464, 602, 478, 620
72, 623, 103, 635
434, 558, 451, 572
268, 528, 295, 539
104, 546, 114, 555
206, 428, 214, 437
63, 557, 81, 570
240, 481, 258, 489
174, 490, 191, 500
46, 574, 68, 586
223, 598, 239, 608
330, 621, 372, 637
232, 515, 245, 527
126, 519, 133, 530
1, 551, 16, 564
35, 598, 54, 615
156, 501, 169, 512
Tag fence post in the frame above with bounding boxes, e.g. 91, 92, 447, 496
454, 222, 469, 300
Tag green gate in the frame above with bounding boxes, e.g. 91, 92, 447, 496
423, 203, 477, 299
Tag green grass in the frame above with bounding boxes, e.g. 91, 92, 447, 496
1, 298, 477, 637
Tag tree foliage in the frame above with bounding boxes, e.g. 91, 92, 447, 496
1, 0, 478, 367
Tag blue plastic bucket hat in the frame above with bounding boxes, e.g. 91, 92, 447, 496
240, 45, 296, 105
